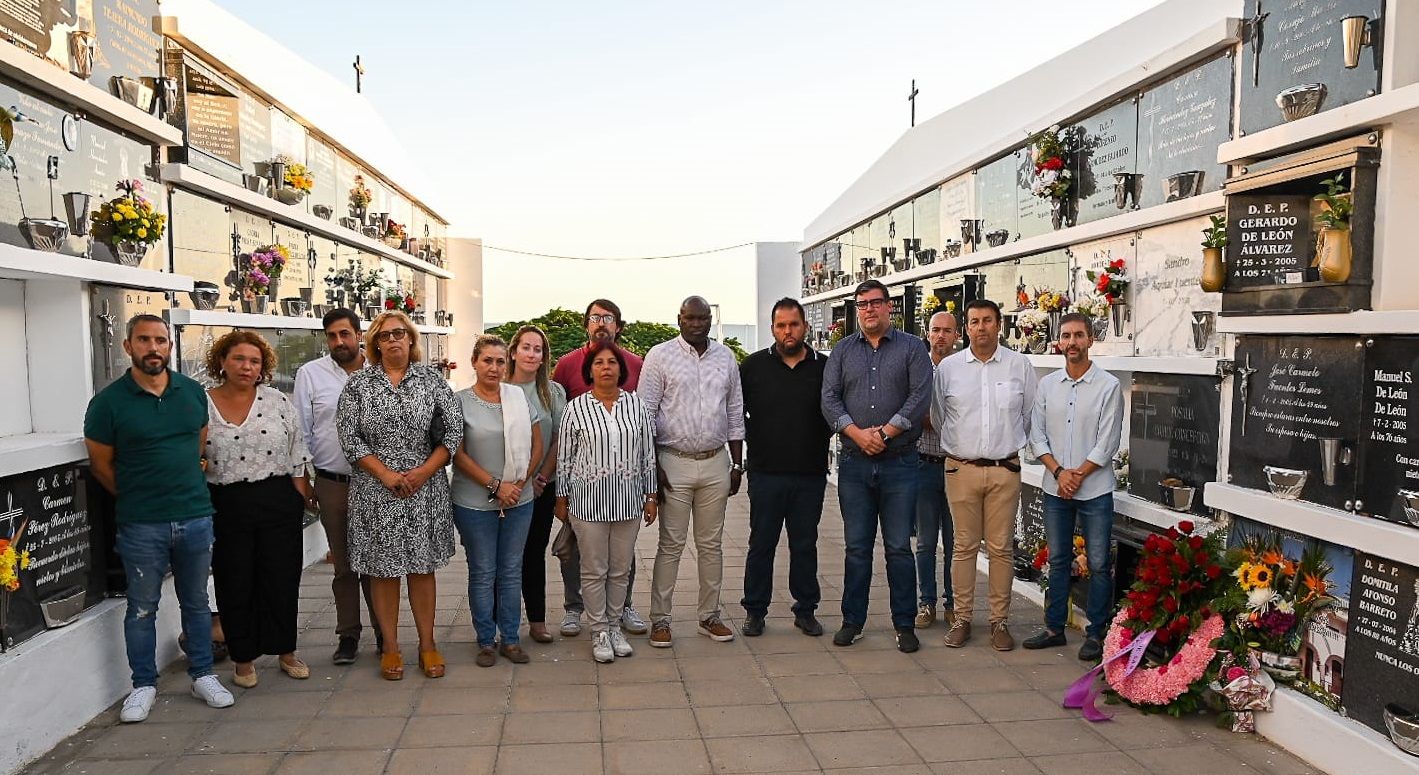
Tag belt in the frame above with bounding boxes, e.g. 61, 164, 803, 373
948, 455, 1021, 473
657, 446, 723, 461
315, 468, 351, 483
842, 444, 916, 460
919, 453, 948, 465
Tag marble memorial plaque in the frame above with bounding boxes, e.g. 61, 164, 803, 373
268, 108, 306, 164
271, 222, 311, 296
1226, 192, 1313, 288
938, 174, 974, 256
1069, 234, 1135, 356
1070, 98, 1138, 226
0, 464, 91, 651
1016, 148, 1056, 239
1128, 373, 1220, 515
238, 91, 271, 174
1229, 335, 1363, 510
1342, 553, 1419, 736
975, 153, 1018, 246
1240, 0, 1382, 136
1136, 54, 1233, 210
1358, 338, 1419, 529
1132, 217, 1224, 357
170, 190, 237, 309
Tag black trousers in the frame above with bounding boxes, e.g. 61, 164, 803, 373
210, 476, 304, 663
521, 483, 558, 623
741, 472, 825, 617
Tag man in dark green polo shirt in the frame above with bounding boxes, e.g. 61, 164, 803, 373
84, 314, 234, 722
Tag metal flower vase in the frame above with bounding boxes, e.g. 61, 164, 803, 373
1047, 311, 1062, 342
1316, 227, 1353, 283
242, 296, 269, 314
68, 31, 97, 80
1090, 315, 1109, 342
1200, 247, 1225, 292
100, 238, 149, 267
1110, 301, 1129, 338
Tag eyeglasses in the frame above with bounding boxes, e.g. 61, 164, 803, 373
587, 314, 617, 324
854, 299, 889, 310
374, 328, 409, 343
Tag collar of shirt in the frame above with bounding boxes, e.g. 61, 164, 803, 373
964, 347, 1002, 364
1061, 362, 1100, 384
123, 369, 185, 396
769, 344, 819, 365
675, 335, 722, 358
851, 326, 897, 347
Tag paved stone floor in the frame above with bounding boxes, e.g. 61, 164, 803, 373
27, 488, 1321, 775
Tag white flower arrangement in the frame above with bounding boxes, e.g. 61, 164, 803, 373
1072, 294, 1111, 319
1017, 309, 1049, 335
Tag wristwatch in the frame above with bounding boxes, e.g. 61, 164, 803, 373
877, 428, 890, 443
730, 463, 744, 474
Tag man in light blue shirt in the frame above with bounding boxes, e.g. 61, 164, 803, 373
1022, 312, 1123, 662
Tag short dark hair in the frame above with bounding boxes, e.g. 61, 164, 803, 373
322, 307, 362, 334
1059, 312, 1092, 336
854, 280, 889, 300
964, 298, 1001, 322
125, 313, 167, 340
770, 297, 805, 322
581, 341, 629, 387
584, 298, 624, 329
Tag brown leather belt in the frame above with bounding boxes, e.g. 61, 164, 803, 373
315, 468, 351, 483
948, 455, 1021, 473
919, 453, 949, 465
658, 446, 723, 461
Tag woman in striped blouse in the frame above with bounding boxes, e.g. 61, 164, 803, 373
555, 342, 658, 663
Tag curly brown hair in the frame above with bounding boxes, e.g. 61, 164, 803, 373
206, 330, 276, 384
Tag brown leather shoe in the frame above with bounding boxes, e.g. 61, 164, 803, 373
943, 619, 971, 648
942, 608, 956, 626
499, 643, 530, 664
698, 616, 735, 642
990, 622, 1015, 652
475, 646, 497, 667
649, 623, 673, 648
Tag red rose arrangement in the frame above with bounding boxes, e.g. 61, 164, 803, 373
1086, 258, 1129, 304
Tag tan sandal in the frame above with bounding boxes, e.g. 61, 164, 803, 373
278, 657, 310, 679
418, 649, 446, 678
380, 651, 404, 681
231, 667, 258, 688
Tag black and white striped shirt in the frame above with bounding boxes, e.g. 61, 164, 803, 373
556, 390, 658, 522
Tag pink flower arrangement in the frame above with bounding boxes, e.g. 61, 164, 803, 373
1102, 610, 1223, 706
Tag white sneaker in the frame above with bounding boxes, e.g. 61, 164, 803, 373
119, 686, 157, 723
609, 629, 634, 657
561, 610, 583, 637
620, 606, 649, 635
191, 674, 234, 708
592, 631, 615, 663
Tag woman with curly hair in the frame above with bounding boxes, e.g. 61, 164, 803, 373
203, 330, 312, 689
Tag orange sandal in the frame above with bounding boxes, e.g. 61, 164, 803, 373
419, 649, 446, 679
380, 651, 404, 681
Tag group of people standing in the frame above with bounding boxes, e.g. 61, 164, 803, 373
84, 278, 1121, 724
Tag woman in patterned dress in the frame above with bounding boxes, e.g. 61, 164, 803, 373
337, 311, 462, 680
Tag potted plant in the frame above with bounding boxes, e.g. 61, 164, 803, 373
349, 175, 372, 220
90, 180, 167, 266
1200, 214, 1227, 292
382, 218, 407, 249
1086, 258, 1130, 337
1029, 125, 1073, 229
1313, 173, 1353, 283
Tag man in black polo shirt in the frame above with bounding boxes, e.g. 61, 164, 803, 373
739, 298, 832, 637
84, 314, 234, 723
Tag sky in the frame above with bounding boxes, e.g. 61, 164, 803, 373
225, 0, 1167, 325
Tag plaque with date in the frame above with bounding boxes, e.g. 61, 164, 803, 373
1358, 338, 1419, 529
1342, 553, 1419, 737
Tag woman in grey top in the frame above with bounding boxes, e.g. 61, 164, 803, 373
337, 311, 462, 681
451, 335, 543, 667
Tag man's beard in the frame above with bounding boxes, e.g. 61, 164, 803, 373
778, 338, 804, 356
134, 354, 168, 375
331, 344, 358, 364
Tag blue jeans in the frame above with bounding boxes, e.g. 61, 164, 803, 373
454, 502, 534, 647
837, 452, 918, 629
116, 517, 216, 688
914, 459, 954, 608
1043, 492, 1115, 639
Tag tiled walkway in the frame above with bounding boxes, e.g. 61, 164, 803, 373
27, 488, 1320, 775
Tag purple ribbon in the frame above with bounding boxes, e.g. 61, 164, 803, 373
1062, 629, 1156, 721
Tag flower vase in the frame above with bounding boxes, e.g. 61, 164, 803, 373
1027, 333, 1048, 355
1090, 316, 1109, 341
1200, 247, 1225, 292
103, 239, 150, 267
266, 277, 282, 301
1257, 651, 1301, 681
350, 205, 367, 222
1316, 227, 1352, 283
241, 296, 269, 315
1047, 311, 1062, 342
1110, 301, 1129, 338
365, 304, 381, 321
1051, 199, 1066, 230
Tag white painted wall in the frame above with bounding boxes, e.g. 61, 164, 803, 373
446, 237, 484, 391
0, 280, 30, 437
753, 241, 801, 349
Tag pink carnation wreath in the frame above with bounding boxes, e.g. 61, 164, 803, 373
1103, 610, 1224, 705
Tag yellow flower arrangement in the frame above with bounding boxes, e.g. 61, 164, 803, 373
0, 537, 29, 593
284, 162, 314, 192
90, 180, 166, 247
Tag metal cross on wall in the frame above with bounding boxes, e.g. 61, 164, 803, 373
1244, 0, 1269, 88
908, 79, 920, 127
1235, 353, 1257, 436
353, 55, 366, 93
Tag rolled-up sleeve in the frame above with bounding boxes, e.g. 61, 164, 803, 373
1087, 379, 1124, 468
821, 348, 851, 432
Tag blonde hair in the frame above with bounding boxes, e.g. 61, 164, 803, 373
364, 310, 423, 365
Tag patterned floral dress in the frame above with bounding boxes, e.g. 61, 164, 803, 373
338, 362, 463, 577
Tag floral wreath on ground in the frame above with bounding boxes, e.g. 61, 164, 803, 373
1215, 538, 1335, 682
1100, 520, 1233, 716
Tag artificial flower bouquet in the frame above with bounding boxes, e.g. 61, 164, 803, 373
275, 154, 314, 192
242, 244, 290, 297
1034, 288, 1069, 313
349, 175, 373, 209
1216, 539, 1335, 671
1087, 258, 1130, 303
1030, 125, 1072, 201
1072, 294, 1111, 320
1017, 309, 1049, 337
0, 535, 29, 593
91, 180, 167, 247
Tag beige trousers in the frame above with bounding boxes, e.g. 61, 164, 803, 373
569, 516, 641, 634
946, 463, 1020, 624
650, 448, 730, 624
313, 476, 375, 639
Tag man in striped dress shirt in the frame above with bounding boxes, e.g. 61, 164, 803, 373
641, 296, 746, 648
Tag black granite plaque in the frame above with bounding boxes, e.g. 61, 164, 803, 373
1071, 99, 1138, 226
0, 0, 56, 60
0, 464, 91, 651
1358, 338, 1419, 529
1128, 373, 1220, 515
1226, 192, 1314, 287
1014, 482, 1047, 581
183, 64, 240, 168
1229, 335, 1363, 510
90, 0, 161, 87
1240, 0, 1383, 136
1342, 553, 1419, 736
975, 152, 1018, 245
1137, 54, 1233, 210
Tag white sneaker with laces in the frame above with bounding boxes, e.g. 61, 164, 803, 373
119, 686, 157, 723
560, 610, 582, 637
620, 606, 648, 635
609, 629, 634, 657
592, 631, 615, 663
191, 674, 235, 708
